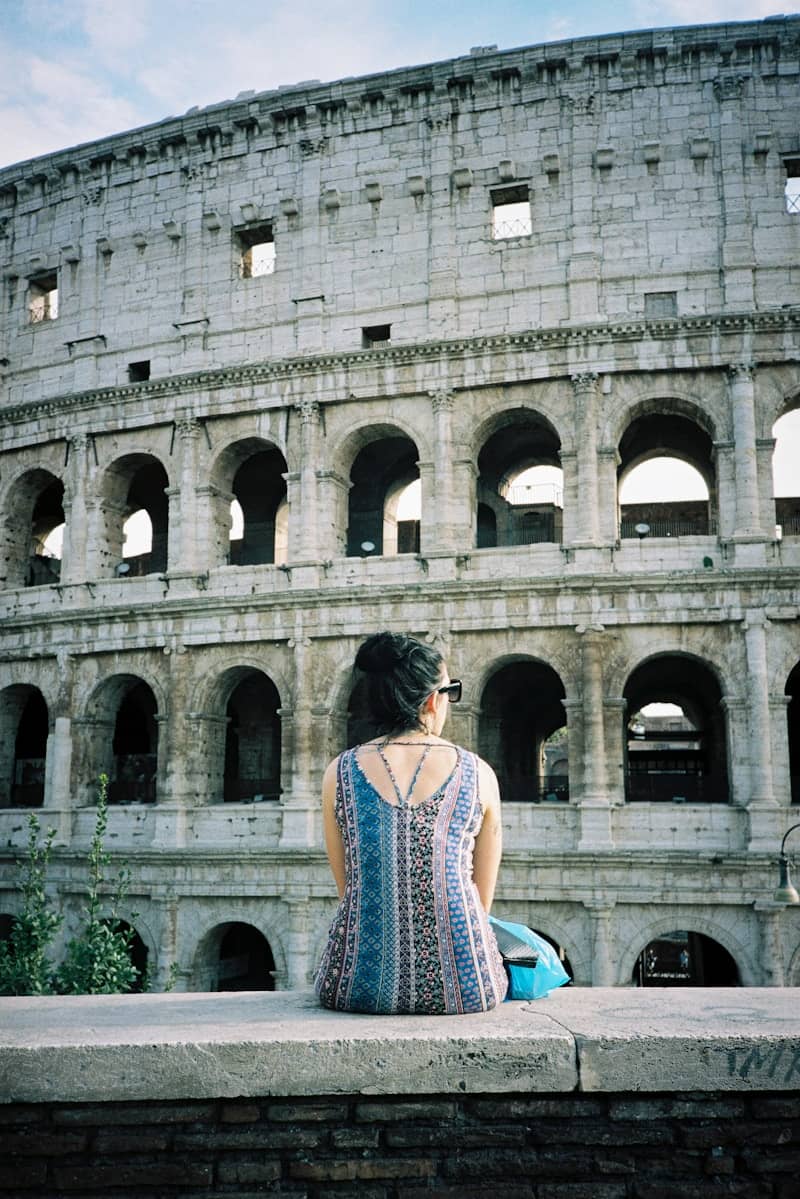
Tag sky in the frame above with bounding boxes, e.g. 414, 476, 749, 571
0, 0, 792, 170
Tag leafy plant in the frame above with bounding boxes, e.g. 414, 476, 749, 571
0, 813, 62, 995
53, 774, 140, 995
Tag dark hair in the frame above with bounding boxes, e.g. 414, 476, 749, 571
354, 631, 444, 736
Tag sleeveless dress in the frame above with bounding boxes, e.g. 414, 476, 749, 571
315, 744, 508, 1014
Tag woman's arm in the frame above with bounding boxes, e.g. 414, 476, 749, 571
322, 756, 346, 898
473, 758, 503, 912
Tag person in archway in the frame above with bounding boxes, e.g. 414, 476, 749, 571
315, 631, 508, 1014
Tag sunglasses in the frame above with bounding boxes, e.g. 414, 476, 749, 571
436, 680, 462, 703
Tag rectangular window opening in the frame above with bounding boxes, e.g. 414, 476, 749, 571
644, 291, 677, 318
362, 324, 391, 348
237, 223, 275, 278
784, 158, 800, 214
128, 360, 151, 382
491, 185, 532, 239
29, 271, 58, 323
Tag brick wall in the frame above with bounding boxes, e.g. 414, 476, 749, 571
3, 1091, 799, 1198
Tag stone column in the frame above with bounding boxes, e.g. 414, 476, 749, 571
316, 470, 350, 560
279, 636, 316, 847
60, 432, 93, 584
585, 902, 615, 986
743, 614, 776, 807
559, 449, 579, 546
290, 399, 320, 563
712, 440, 736, 541
560, 698, 583, 809
729, 364, 763, 540
424, 389, 458, 553
154, 897, 183, 991
577, 626, 613, 850
604, 698, 627, 806
754, 902, 785, 986
570, 374, 600, 546
172, 416, 201, 573
597, 447, 620, 544
43, 716, 73, 844
284, 897, 313, 988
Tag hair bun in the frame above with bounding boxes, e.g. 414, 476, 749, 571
355, 631, 408, 674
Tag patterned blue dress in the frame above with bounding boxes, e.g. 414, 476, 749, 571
315, 745, 508, 1014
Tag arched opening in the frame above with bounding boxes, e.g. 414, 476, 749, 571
786, 662, 800, 804
632, 930, 739, 986
223, 672, 282, 802
104, 920, 149, 992
624, 657, 729, 803
773, 408, 800, 538
0, 685, 48, 808
194, 922, 276, 991
478, 661, 568, 803
0, 469, 65, 590
27, 477, 64, 586
618, 413, 716, 538
346, 434, 419, 557
103, 455, 169, 577
101, 678, 158, 804
228, 448, 288, 566
476, 413, 562, 548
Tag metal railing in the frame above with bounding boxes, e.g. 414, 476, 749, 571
777, 516, 800, 538
620, 516, 717, 539
626, 774, 727, 803
107, 779, 157, 805
223, 779, 281, 803
502, 776, 569, 803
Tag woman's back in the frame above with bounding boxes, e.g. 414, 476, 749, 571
315, 740, 508, 1015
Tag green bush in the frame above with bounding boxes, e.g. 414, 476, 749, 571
0, 814, 61, 995
1, 775, 148, 996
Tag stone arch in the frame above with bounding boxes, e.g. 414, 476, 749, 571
619, 911, 753, 986
473, 407, 564, 549
208, 436, 289, 567
0, 466, 65, 590
0, 684, 49, 808
194, 661, 287, 805
98, 452, 171, 578
616, 400, 718, 538
333, 421, 422, 558
771, 399, 800, 540
605, 392, 720, 450
622, 651, 730, 804
332, 415, 432, 479
477, 654, 569, 804
187, 911, 286, 991
81, 673, 164, 804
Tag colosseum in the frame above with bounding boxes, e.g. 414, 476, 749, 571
1, 15, 799, 992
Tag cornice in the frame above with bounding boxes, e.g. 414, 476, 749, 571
2, 309, 800, 433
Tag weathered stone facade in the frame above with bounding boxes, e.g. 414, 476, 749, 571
1, 17, 799, 991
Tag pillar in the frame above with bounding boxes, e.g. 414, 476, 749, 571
754, 902, 786, 986
585, 902, 615, 986
712, 440, 736, 541
290, 399, 321, 562
743, 614, 776, 806
597, 447, 620, 544
729, 364, 764, 540
279, 636, 316, 848
425, 389, 473, 553
577, 626, 613, 850
284, 898, 314, 989
570, 374, 600, 546
60, 432, 93, 583
172, 416, 202, 573
43, 716, 73, 844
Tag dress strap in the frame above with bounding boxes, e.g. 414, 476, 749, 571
376, 742, 433, 807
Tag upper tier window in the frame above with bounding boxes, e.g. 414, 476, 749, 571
785, 159, 800, 214
237, 224, 275, 277
491, 185, 532, 239
29, 272, 58, 323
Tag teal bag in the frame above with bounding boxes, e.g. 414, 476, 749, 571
489, 915, 571, 1000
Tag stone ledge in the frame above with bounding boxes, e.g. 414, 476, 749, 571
1, 988, 798, 1104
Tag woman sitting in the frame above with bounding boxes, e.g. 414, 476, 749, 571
315, 631, 508, 1015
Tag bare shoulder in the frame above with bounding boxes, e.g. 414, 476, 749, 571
475, 754, 501, 812
322, 754, 343, 801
